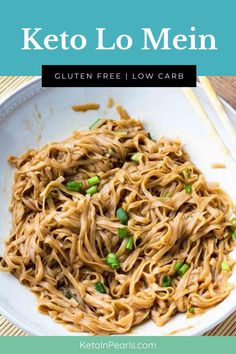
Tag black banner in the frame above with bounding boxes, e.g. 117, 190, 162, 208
42, 65, 196, 87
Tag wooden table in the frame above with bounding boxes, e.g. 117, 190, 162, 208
209, 77, 236, 109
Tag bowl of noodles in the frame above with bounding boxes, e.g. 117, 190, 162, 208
0, 78, 236, 336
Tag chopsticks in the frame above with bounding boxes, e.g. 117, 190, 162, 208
183, 79, 236, 173
183, 87, 228, 154
198, 77, 236, 142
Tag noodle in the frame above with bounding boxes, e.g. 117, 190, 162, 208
0, 108, 235, 335
71, 103, 100, 112
211, 163, 226, 169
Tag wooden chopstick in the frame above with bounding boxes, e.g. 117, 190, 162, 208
199, 76, 236, 142
183, 87, 227, 152
182, 87, 236, 172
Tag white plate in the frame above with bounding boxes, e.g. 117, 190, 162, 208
0, 78, 236, 336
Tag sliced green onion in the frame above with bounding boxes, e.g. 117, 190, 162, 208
126, 236, 134, 251
221, 261, 230, 271
232, 229, 236, 241
188, 306, 195, 314
175, 261, 183, 271
106, 253, 120, 269
184, 184, 192, 194
60, 286, 73, 299
230, 217, 236, 229
131, 152, 143, 163
177, 263, 190, 276
108, 147, 116, 156
87, 175, 100, 187
59, 286, 83, 305
161, 275, 171, 287
89, 118, 105, 130
116, 208, 129, 225
115, 129, 128, 136
182, 167, 190, 181
118, 227, 128, 239
85, 186, 97, 195
95, 281, 106, 294
60, 286, 77, 301
65, 181, 83, 192
233, 204, 236, 214
118, 160, 125, 167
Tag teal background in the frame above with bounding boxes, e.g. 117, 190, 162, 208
0, 0, 235, 75
0, 337, 235, 354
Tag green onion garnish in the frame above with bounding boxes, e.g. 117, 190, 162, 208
230, 217, 236, 229
232, 229, 236, 241
118, 227, 128, 239
60, 286, 78, 301
131, 152, 142, 163
188, 306, 195, 314
65, 181, 83, 192
233, 205, 236, 214
221, 261, 230, 271
118, 160, 125, 167
89, 118, 105, 130
161, 275, 171, 287
184, 184, 192, 194
175, 261, 183, 271
126, 236, 134, 251
95, 281, 106, 294
87, 175, 100, 187
116, 208, 129, 225
177, 263, 190, 276
182, 167, 190, 181
115, 130, 128, 136
108, 147, 116, 156
60, 286, 73, 299
106, 253, 120, 269
85, 186, 97, 195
